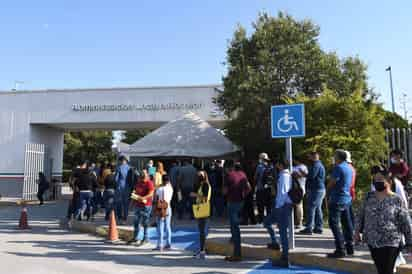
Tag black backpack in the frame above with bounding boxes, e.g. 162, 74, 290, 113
288, 177, 304, 204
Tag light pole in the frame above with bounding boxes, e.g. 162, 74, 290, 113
386, 66, 395, 113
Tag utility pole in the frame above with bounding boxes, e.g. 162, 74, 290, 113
386, 66, 395, 113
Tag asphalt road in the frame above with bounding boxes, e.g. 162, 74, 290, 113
0, 202, 347, 274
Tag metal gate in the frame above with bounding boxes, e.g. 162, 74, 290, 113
385, 128, 412, 165
23, 144, 46, 200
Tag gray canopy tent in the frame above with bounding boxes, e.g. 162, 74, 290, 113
127, 112, 240, 159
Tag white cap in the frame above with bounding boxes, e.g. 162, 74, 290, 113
259, 152, 270, 161
345, 150, 352, 163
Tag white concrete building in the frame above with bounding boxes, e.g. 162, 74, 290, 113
0, 84, 225, 199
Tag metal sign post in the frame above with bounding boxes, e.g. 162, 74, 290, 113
271, 103, 305, 250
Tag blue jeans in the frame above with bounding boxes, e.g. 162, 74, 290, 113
228, 202, 243, 257
212, 194, 225, 217
264, 203, 292, 258
103, 189, 115, 220
115, 188, 130, 221
76, 191, 93, 220
198, 218, 209, 251
177, 190, 193, 219
328, 202, 354, 251
157, 207, 172, 248
305, 189, 325, 231
133, 206, 152, 241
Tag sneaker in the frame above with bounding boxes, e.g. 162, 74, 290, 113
267, 243, 281, 250
346, 245, 354, 256
327, 250, 346, 258
127, 239, 138, 245
138, 239, 149, 246
225, 256, 242, 262
272, 257, 290, 268
192, 250, 201, 258
199, 251, 206, 260
164, 245, 172, 250
313, 229, 323, 234
298, 229, 313, 235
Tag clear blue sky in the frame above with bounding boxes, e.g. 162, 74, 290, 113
0, 0, 411, 116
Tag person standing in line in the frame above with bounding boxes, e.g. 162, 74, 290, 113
299, 152, 326, 235
168, 161, 180, 215
292, 157, 308, 229
389, 149, 410, 188
73, 160, 96, 221
355, 167, 412, 274
67, 166, 81, 221
264, 159, 293, 268
153, 175, 174, 251
191, 171, 211, 260
254, 153, 274, 224
147, 160, 157, 181
128, 169, 154, 246
241, 159, 257, 225
223, 162, 251, 262
37, 172, 49, 205
345, 151, 357, 225
103, 164, 116, 221
115, 156, 131, 224
155, 161, 167, 189
177, 160, 198, 219
327, 149, 354, 258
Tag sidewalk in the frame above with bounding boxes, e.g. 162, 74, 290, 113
65, 212, 412, 274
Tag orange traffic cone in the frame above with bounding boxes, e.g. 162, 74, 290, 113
18, 206, 30, 230
107, 210, 119, 242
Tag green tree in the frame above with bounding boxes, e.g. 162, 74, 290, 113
63, 131, 115, 170
291, 90, 388, 193
380, 109, 409, 129
217, 12, 374, 159
122, 129, 152, 144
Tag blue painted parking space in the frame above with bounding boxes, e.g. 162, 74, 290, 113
248, 261, 349, 274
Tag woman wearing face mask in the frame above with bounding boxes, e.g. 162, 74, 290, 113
355, 166, 412, 274
190, 170, 211, 260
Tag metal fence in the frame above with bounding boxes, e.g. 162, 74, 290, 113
385, 128, 412, 165
22, 144, 46, 200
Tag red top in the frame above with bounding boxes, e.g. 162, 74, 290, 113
348, 164, 356, 200
225, 170, 251, 203
134, 179, 154, 207
389, 161, 410, 186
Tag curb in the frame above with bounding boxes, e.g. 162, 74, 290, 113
64, 220, 412, 274
205, 239, 412, 274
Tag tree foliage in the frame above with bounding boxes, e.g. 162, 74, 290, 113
217, 12, 376, 159
122, 129, 152, 145
63, 131, 115, 170
380, 109, 409, 129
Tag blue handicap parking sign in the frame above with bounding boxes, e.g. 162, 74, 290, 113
271, 104, 305, 138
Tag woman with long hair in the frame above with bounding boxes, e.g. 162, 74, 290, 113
190, 170, 211, 259
155, 161, 167, 189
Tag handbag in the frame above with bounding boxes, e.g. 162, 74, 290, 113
154, 188, 169, 218
192, 183, 211, 219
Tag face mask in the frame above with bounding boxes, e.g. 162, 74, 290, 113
391, 158, 400, 164
331, 158, 336, 165
374, 181, 386, 192
258, 159, 263, 164
148, 163, 153, 167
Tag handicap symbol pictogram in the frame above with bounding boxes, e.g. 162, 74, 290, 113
277, 109, 299, 133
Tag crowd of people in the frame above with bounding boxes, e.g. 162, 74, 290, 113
65, 149, 412, 273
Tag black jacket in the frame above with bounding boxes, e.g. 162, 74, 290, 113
73, 168, 96, 191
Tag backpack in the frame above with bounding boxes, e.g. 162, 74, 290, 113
154, 188, 169, 218
288, 177, 304, 204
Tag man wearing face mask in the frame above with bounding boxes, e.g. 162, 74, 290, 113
327, 149, 354, 258
389, 149, 410, 188
254, 153, 274, 224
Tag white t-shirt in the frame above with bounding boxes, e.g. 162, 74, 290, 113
293, 164, 308, 194
155, 184, 174, 204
